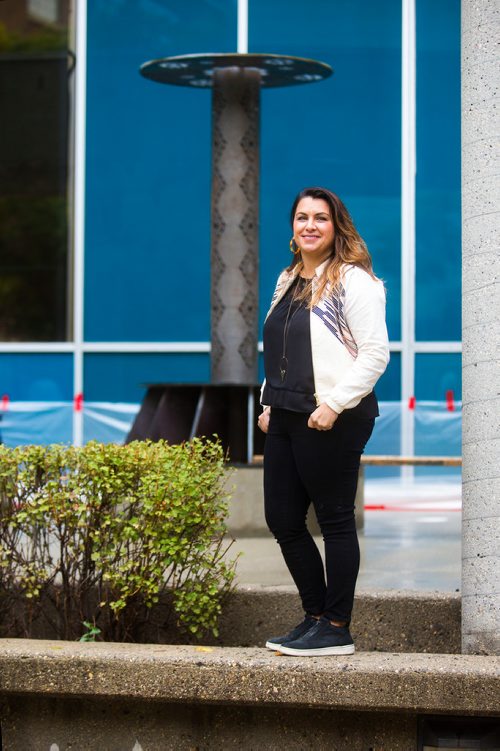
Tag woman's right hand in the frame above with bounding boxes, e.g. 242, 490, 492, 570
257, 407, 271, 434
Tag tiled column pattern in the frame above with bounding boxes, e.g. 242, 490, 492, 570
211, 67, 260, 384
461, 0, 500, 654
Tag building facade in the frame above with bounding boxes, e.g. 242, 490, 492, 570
0, 0, 461, 449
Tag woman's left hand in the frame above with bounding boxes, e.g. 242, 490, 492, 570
308, 403, 339, 431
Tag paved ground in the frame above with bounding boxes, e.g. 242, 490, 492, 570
229, 479, 462, 592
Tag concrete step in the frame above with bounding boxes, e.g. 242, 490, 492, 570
213, 586, 461, 654
0, 638, 497, 715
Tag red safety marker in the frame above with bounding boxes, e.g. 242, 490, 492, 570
446, 390, 455, 412
408, 396, 416, 410
1, 395, 9, 411
74, 393, 84, 412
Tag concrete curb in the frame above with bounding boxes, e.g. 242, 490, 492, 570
0, 639, 498, 715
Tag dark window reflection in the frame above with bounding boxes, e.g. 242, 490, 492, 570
0, 1, 72, 341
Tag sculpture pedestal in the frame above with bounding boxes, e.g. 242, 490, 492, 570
127, 383, 265, 464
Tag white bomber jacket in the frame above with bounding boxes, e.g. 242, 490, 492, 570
261, 259, 390, 414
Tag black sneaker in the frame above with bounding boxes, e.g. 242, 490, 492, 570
265, 614, 319, 651
278, 616, 355, 656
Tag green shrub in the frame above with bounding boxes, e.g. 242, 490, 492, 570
0, 439, 237, 642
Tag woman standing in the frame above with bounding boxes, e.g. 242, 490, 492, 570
257, 187, 389, 656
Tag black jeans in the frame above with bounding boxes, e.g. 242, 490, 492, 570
263, 408, 374, 622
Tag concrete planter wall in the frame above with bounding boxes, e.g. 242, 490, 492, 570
1, 585, 460, 654
0, 636, 498, 751
2, 587, 498, 750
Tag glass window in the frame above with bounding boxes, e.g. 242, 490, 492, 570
415, 0, 461, 341
84, 1, 237, 342
0, 2, 72, 341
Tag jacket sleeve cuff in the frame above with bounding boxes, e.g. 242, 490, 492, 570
260, 379, 269, 409
324, 396, 344, 415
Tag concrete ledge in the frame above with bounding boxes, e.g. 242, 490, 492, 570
215, 586, 461, 653
8, 586, 461, 654
226, 465, 365, 534
0, 639, 498, 716
1, 639, 497, 750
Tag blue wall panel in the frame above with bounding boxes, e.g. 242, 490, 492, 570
415, 353, 461, 401
85, 0, 237, 342
0, 354, 73, 401
250, 0, 402, 342
375, 352, 401, 401
415, 0, 461, 341
84, 353, 210, 403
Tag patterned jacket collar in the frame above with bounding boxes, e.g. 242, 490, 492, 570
267, 257, 334, 320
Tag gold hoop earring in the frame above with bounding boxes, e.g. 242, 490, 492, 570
289, 238, 301, 255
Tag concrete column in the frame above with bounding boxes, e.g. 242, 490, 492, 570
461, 0, 500, 654
211, 67, 260, 384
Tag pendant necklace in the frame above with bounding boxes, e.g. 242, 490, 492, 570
280, 277, 307, 383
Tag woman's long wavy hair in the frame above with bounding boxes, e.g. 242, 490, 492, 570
288, 187, 377, 306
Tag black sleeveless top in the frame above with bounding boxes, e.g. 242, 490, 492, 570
262, 275, 380, 418
262, 277, 316, 412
